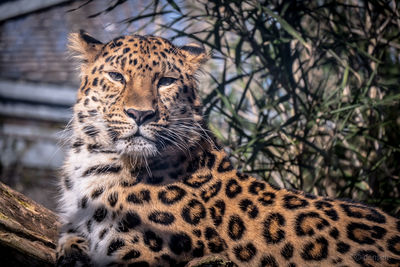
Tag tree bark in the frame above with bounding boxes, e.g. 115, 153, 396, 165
0, 182, 58, 266
0, 182, 234, 267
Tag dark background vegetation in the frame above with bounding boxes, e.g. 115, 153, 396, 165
96, 0, 400, 216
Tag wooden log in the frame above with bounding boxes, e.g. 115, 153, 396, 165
0, 182, 234, 266
0, 182, 58, 266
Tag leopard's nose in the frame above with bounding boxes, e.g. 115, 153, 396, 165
125, 108, 156, 126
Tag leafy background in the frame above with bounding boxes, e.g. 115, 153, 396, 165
87, 0, 400, 216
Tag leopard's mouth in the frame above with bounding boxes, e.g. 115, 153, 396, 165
115, 133, 158, 158
127, 136, 155, 146
125, 132, 154, 143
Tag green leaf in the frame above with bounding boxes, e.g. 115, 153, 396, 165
261, 5, 311, 53
166, 0, 182, 13
235, 37, 244, 68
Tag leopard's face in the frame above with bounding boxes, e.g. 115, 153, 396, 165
70, 33, 208, 159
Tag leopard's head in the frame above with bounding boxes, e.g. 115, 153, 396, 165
69, 31, 209, 159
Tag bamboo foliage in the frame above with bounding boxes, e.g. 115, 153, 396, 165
91, 0, 400, 215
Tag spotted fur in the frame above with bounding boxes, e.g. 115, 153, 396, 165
57, 31, 400, 267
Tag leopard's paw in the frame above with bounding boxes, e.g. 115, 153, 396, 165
56, 236, 92, 267
186, 254, 237, 267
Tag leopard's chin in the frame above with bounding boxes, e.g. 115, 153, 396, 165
115, 136, 158, 158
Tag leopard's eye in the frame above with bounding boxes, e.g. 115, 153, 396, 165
158, 77, 177, 87
108, 72, 125, 83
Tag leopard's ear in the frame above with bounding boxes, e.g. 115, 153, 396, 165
68, 30, 103, 65
180, 42, 209, 65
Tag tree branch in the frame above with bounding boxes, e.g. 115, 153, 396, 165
0, 182, 58, 266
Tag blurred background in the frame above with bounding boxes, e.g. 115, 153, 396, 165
0, 0, 399, 216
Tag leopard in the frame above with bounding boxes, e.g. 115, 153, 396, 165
56, 30, 400, 267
